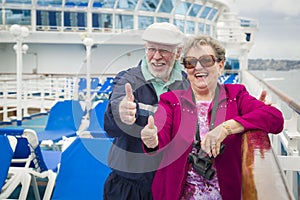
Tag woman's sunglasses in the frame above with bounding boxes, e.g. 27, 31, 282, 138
182, 55, 216, 69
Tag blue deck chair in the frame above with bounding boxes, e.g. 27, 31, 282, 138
91, 78, 100, 90
81, 100, 108, 138
78, 78, 87, 92
97, 77, 114, 95
37, 100, 84, 142
51, 137, 112, 200
219, 73, 239, 84
0, 128, 57, 200
218, 74, 226, 84
78, 78, 100, 98
223, 73, 239, 84
0, 135, 16, 191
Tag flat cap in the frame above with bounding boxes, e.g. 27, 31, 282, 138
142, 22, 184, 46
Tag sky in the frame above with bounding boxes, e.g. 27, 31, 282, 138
232, 0, 300, 60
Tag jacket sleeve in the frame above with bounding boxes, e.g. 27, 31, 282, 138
233, 85, 284, 134
153, 93, 175, 149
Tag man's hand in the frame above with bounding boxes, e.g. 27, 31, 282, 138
141, 116, 158, 148
259, 90, 272, 105
119, 83, 137, 125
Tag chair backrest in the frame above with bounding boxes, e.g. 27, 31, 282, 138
52, 137, 112, 200
91, 77, 100, 90
78, 77, 99, 91
45, 100, 84, 131
97, 77, 114, 94
78, 78, 87, 91
0, 128, 48, 172
0, 135, 15, 190
88, 100, 108, 134
218, 73, 239, 84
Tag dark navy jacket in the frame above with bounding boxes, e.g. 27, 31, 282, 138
104, 63, 189, 190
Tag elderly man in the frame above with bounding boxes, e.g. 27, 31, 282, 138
103, 22, 189, 200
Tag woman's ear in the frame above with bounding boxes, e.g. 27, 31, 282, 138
218, 60, 225, 76
175, 47, 182, 60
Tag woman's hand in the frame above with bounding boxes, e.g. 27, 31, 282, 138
201, 120, 243, 158
201, 91, 271, 157
201, 125, 228, 158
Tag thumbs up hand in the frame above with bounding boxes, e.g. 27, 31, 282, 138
141, 116, 158, 148
258, 90, 272, 106
119, 83, 137, 125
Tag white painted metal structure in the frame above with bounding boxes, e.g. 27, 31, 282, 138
0, 0, 257, 74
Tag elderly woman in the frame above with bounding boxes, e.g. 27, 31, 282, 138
141, 35, 284, 200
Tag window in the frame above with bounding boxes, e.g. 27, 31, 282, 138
5, 0, 31, 4
65, 0, 88, 7
159, 0, 174, 13
198, 22, 204, 33
174, 19, 184, 33
92, 13, 112, 29
205, 24, 211, 35
63, 11, 77, 27
186, 21, 194, 34
115, 14, 133, 30
188, 4, 201, 17
5, 9, 31, 25
117, 0, 137, 10
156, 17, 169, 23
140, 0, 160, 12
175, 2, 191, 15
37, 0, 62, 6
199, 6, 211, 19
208, 8, 217, 21
138, 16, 154, 29
36, 10, 61, 28
101, 0, 115, 8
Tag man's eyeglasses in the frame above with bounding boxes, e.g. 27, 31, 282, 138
182, 55, 216, 69
145, 47, 176, 57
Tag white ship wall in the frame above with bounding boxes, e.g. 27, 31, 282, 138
0, 43, 144, 76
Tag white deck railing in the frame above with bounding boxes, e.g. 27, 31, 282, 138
0, 74, 77, 122
0, 74, 111, 123
242, 70, 300, 199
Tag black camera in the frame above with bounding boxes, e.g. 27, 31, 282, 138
188, 141, 225, 180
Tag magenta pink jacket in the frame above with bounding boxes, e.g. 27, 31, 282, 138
150, 84, 284, 200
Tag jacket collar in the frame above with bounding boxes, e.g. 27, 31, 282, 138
218, 84, 227, 103
180, 86, 195, 108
